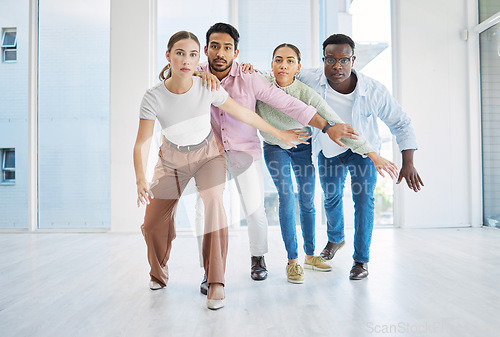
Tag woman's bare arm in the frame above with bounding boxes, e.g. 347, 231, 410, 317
133, 119, 155, 206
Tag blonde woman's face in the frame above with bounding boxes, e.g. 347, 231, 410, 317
166, 39, 200, 77
272, 46, 301, 87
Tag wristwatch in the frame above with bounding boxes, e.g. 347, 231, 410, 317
322, 122, 333, 133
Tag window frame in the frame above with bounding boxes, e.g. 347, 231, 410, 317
3, 48, 16, 62
1, 30, 17, 48
1, 149, 15, 184
1, 28, 17, 62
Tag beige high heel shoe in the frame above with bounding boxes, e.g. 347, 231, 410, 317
206, 284, 225, 310
149, 280, 164, 290
207, 297, 225, 310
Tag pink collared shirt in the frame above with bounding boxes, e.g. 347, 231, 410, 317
198, 62, 317, 165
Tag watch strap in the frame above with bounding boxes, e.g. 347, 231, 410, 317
321, 122, 332, 133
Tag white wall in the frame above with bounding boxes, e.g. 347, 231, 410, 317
110, 0, 155, 232
392, 0, 473, 228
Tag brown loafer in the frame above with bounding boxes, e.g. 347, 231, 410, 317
200, 274, 208, 295
251, 256, 268, 280
349, 262, 368, 280
319, 240, 345, 260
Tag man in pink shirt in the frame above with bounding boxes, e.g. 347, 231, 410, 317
198, 23, 357, 293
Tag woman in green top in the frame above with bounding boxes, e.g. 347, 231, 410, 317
256, 43, 396, 284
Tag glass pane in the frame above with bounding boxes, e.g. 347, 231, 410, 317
480, 23, 500, 228
4, 49, 16, 61
479, 0, 500, 22
0, 1, 28, 228
5, 171, 15, 181
352, 0, 394, 226
157, 0, 229, 76
38, 0, 110, 229
4, 149, 15, 168
238, 0, 313, 69
1, 31, 17, 47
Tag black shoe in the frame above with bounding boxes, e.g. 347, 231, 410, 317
200, 274, 208, 295
251, 256, 268, 281
320, 240, 345, 260
349, 262, 368, 280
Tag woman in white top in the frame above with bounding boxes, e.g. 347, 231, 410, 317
133, 31, 307, 310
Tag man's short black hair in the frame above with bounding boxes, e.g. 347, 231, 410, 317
206, 22, 240, 50
322, 34, 355, 55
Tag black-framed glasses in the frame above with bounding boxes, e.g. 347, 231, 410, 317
323, 56, 353, 66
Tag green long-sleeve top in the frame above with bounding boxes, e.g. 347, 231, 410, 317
255, 75, 374, 154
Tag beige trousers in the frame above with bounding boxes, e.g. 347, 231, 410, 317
141, 132, 228, 287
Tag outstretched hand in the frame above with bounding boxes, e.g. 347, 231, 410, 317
326, 123, 359, 147
367, 153, 399, 179
397, 163, 424, 192
278, 128, 310, 148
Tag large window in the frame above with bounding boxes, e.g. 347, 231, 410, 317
157, 0, 229, 76
37, 0, 110, 229
479, 1, 500, 228
0, 0, 28, 229
1, 0, 397, 231
480, 22, 500, 228
237, 0, 313, 69
351, 0, 394, 226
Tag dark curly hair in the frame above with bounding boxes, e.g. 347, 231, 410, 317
206, 22, 240, 50
322, 34, 355, 55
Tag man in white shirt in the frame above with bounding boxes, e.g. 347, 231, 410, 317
298, 34, 424, 280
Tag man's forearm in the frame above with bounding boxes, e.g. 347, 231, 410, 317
401, 149, 415, 166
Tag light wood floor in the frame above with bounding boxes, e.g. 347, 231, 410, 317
0, 226, 499, 337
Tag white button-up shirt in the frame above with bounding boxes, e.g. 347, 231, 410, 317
298, 68, 418, 156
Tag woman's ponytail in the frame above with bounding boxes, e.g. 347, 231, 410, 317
159, 63, 171, 81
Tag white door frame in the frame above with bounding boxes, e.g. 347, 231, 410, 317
466, 1, 500, 227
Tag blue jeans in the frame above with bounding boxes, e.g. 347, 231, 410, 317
318, 150, 377, 263
263, 142, 316, 260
